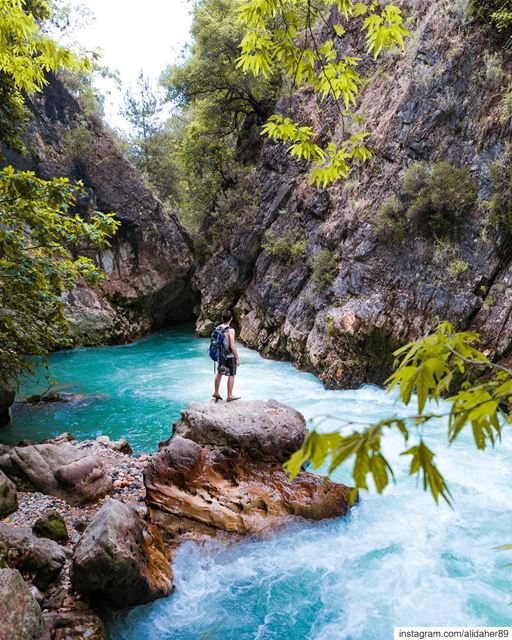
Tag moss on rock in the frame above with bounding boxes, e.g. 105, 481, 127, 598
32, 510, 69, 544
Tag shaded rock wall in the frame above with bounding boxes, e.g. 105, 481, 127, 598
195, 0, 512, 387
7, 74, 197, 347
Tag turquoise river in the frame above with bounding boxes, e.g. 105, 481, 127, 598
3, 327, 511, 639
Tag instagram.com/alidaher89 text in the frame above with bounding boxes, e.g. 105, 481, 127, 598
394, 628, 512, 639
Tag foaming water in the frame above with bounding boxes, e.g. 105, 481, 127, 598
4, 327, 512, 638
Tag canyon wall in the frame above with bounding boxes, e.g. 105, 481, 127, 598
195, 0, 512, 387
9, 74, 196, 346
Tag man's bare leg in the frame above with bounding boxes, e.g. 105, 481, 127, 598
227, 375, 234, 399
227, 375, 241, 401
213, 371, 223, 399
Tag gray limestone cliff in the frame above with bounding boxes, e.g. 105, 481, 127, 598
7, 74, 196, 347
194, 0, 512, 387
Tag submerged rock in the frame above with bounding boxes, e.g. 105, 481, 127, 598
23, 392, 107, 406
0, 468, 18, 517
71, 498, 173, 609
0, 523, 66, 589
0, 442, 112, 505
145, 400, 352, 539
0, 568, 44, 640
32, 510, 69, 544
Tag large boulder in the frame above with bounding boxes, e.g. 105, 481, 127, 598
71, 499, 173, 609
0, 468, 17, 517
0, 524, 66, 590
0, 442, 112, 505
0, 568, 44, 640
145, 400, 352, 539
173, 399, 308, 462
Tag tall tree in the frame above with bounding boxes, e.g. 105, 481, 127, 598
157, 0, 280, 231
161, 0, 280, 137
122, 70, 162, 174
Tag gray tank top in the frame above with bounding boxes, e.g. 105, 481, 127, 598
219, 323, 233, 357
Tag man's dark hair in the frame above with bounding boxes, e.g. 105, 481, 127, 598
222, 310, 232, 322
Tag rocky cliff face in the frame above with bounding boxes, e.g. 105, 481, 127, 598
8, 74, 196, 346
195, 0, 512, 387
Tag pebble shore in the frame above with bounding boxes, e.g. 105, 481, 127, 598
1, 435, 151, 617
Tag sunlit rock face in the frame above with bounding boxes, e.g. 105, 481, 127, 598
144, 400, 352, 540
0, 441, 112, 505
195, 0, 512, 388
13, 73, 196, 346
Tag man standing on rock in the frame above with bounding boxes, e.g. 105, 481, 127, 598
212, 310, 241, 402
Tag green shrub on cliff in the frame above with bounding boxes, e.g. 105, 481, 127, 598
374, 195, 407, 244
312, 249, 338, 291
446, 258, 470, 279
262, 230, 307, 263
470, 0, 512, 49
404, 161, 477, 237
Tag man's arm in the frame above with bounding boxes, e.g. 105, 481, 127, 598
228, 328, 239, 365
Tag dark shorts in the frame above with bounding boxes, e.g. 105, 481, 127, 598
218, 355, 237, 376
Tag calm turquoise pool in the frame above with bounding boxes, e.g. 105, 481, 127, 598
3, 327, 511, 639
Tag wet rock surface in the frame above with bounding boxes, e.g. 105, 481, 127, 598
145, 400, 352, 539
71, 498, 173, 609
0, 568, 44, 640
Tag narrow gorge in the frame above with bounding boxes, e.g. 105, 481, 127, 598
1, 0, 512, 638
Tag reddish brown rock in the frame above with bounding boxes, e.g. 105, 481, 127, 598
144, 401, 352, 540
